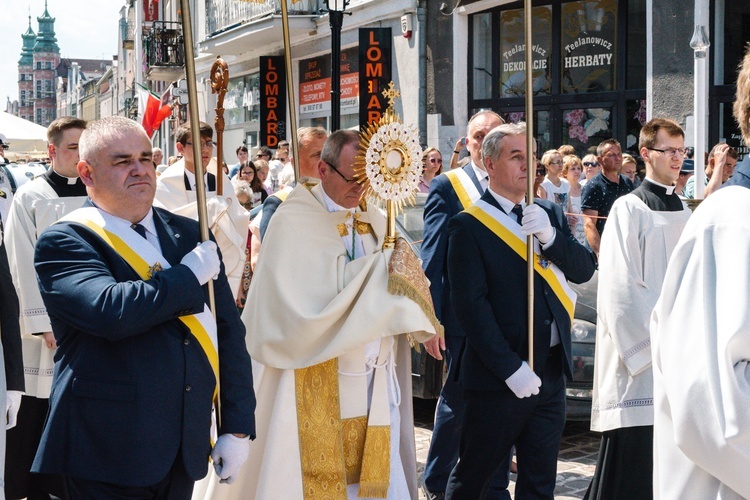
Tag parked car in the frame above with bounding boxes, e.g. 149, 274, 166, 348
395, 193, 596, 420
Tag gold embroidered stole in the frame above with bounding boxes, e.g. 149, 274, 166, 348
466, 200, 577, 322
59, 208, 220, 395
444, 168, 482, 210
294, 339, 392, 499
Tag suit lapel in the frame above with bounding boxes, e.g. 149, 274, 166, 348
152, 208, 185, 266
464, 162, 485, 194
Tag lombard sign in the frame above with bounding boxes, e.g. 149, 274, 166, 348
260, 56, 286, 147
560, 0, 617, 94
358, 27, 392, 127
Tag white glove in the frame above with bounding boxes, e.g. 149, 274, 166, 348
521, 204, 555, 245
6, 390, 23, 430
180, 241, 220, 285
505, 362, 542, 399
211, 433, 250, 484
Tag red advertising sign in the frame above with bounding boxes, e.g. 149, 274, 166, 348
144, 0, 159, 22
299, 48, 359, 116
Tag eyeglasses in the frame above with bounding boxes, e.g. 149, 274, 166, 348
325, 161, 358, 184
648, 147, 686, 158
548, 160, 562, 165
185, 140, 214, 149
582, 162, 599, 167
429, 158, 443, 164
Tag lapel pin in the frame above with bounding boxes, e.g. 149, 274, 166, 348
175, 233, 180, 238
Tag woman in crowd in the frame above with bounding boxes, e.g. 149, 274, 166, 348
563, 154, 586, 245
537, 149, 570, 215
254, 159, 273, 196
419, 147, 442, 193
234, 161, 267, 210
580, 154, 600, 187
621, 153, 640, 188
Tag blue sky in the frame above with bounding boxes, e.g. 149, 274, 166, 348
2, 0, 124, 108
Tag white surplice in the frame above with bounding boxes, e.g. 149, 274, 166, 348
652, 185, 750, 499
5, 177, 87, 398
591, 193, 690, 432
154, 160, 249, 299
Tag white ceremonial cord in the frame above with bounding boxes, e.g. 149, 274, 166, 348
337, 345, 401, 407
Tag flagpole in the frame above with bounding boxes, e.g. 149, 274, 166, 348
524, 0, 535, 371
279, 0, 300, 183
210, 57, 229, 196
179, 0, 216, 315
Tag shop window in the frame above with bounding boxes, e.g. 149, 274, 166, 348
225, 74, 260, 126
500, 109, 552, 153
719, 102, 748, 160
561, 1, 617, 94
720, 1, 750, 86
561, 106, 613, 156
626, 0, 646, 89
473, 13, 493, 99
498, 6, 553, 98
625, 99, 647, 153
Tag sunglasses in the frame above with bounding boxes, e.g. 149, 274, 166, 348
429, 158, 443, 164
583, 162, 599, 167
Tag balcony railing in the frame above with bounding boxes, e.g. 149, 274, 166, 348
144, 21, 185, 68
206, 0, 320, 36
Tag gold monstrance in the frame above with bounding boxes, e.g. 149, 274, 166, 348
354, 82, 423, 249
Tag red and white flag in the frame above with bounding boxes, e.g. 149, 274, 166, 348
137, 84, 172, 139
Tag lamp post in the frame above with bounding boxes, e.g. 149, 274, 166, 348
325, 0, 349, 132
690, 24, 710, 199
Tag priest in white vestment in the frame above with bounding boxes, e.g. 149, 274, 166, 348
586, 118, 691, 499
154, 121, 248, 299
4, 116, 88, 499
193, 130, 438, 500
651, 46, 750, 500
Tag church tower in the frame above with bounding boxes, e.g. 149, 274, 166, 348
32, 0, 60, 127
18, 14, 36, 122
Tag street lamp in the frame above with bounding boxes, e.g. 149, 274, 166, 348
325, 0, 350, 132
690, 24, 710, 199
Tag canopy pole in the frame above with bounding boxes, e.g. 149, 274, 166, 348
524, 0, 535, 371
280, 0, 300, 183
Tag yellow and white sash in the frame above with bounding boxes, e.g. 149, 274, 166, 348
272, 185, 293, 202
467, 200, 577, 322
58, 207, 220, 390
444, 168, 482, 210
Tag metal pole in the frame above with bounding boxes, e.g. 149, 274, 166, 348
691, 23, 710, 199
279, 0, 300, 183
524, 0, 535, 371
329, 10, 344, 132
179, 0, 216, 315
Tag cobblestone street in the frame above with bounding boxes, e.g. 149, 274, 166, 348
413, 399, 599, 499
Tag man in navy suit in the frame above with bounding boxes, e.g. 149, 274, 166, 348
32, 117, 256, 498
421, 110, 503, 499
445, 122, 596, 499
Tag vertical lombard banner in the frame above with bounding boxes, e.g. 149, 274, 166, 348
260, 56, 287, 148
359, 27, 392, 129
